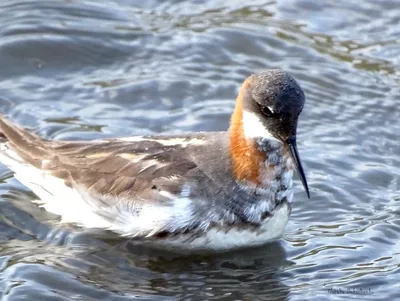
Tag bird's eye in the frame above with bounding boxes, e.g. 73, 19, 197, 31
261, 106, 274, 117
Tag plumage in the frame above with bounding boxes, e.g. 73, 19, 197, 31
0, 69, 309, 253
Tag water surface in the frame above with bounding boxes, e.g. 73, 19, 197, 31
0, 0, 399, 300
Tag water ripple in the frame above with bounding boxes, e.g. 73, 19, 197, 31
0, 0, 399, 300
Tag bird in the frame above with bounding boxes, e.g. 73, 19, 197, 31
0, 69, 310, 253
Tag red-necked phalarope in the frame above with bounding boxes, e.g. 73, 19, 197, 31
0, 69, 310, 253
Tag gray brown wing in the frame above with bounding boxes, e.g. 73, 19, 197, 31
0, 115, 200, 201
49, 141, 200, 199
0, 116, 243, 237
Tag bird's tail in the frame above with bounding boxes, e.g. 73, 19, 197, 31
0, 115, 50, 170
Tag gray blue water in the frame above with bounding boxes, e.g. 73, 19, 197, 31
0, 1, 399, 300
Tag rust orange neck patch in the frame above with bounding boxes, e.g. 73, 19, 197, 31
229, 79, 266, 186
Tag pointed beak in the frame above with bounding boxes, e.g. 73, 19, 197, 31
287, 136, 310, 199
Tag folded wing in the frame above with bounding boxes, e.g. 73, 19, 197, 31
0, 116, 206, 237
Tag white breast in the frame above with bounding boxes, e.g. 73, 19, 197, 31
139, 202, 291, 253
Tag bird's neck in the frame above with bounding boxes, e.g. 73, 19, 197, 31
229, 81, 291, 191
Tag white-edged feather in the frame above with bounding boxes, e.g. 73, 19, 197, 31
0, 142, 193, 236
0, 141, 291, 252
117, 136, 205, 146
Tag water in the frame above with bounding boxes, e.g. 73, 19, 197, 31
0, 0, 399, 300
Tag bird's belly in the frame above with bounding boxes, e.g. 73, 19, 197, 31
140, 202, 291, 253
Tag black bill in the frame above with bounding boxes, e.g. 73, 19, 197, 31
287, 136, 310, 199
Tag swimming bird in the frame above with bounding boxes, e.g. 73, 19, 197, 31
0, 69, 309, 253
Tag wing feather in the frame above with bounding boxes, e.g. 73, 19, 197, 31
0, 115, 208, 236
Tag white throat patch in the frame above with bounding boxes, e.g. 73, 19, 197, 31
242, 111, 279, 141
